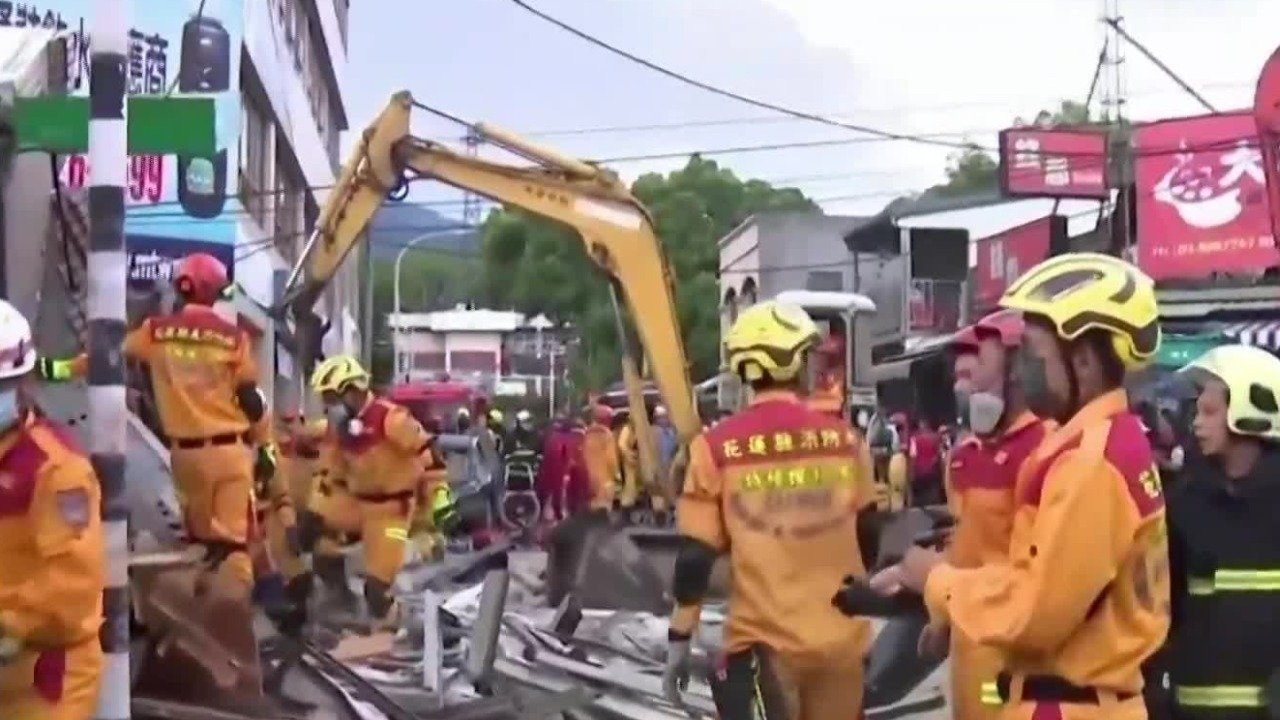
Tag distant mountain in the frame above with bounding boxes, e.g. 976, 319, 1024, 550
368, 203, 479, 260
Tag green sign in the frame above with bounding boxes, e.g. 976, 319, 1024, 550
1155, 332, 1226, 369
12, 95, 215, 155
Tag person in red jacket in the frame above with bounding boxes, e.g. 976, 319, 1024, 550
535, 412, 575, 521
909, 418, 944, 506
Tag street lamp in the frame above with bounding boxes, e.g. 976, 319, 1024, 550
392, 230, 454, 381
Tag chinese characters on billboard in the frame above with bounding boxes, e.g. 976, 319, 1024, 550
42, 1, 244, 286
1133, 111, 1277, 280
972, 217, 1052, 313
998, 128, 1109, 199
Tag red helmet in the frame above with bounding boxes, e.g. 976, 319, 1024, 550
952, 324, 981, 355
591, 404, 614, 425
173, 252, 229, 306
972, 309, 1025, 348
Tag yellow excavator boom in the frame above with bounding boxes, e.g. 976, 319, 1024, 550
281, 91, 701, 444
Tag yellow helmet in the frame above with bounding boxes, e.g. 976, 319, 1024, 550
1181, 345, 1280, 440
309, 354, 370, 394
998, 252, 1160, 370
724, 300, 820, 383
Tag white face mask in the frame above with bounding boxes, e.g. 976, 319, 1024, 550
0, 389, 20, 432
968, 391, 1006, 436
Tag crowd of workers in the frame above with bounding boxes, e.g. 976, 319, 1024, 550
659, 251, 1280, 720
3, 246, 1280, 720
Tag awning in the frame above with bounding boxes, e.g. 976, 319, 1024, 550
1222, 322, 1280, 352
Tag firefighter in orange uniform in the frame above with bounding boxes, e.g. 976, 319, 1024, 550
581, 403, 619, 512
924, 310, 1053, 719
42, 253, 274, 605
252, 412, 308, 611
808, 332, 846, 417
0, 300, 104, 720
310, 355, 441, 624
883, 253, 1170, 720
302, 414, 363, 615
662, 300, 879, 720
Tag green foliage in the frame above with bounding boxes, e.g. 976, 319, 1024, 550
475, 155, 814, 396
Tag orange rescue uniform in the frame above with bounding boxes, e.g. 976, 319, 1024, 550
308, 434, 362, 553
924, 390, 1170, 720
330, 397, 434, 587
69, 304, 264, 588
617, 422, 639, 509
581, 421, 619, 510
675, 391, 877, 720
940, 412, 1050, 720
0, 414, 104, 720
807, 370, 845, 417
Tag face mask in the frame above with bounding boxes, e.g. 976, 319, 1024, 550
325, 403, 350, 432
953, 390, 971, 428
0, 389, 19, 432
1016, 350, 1059, 420
968, 391, 1006, 436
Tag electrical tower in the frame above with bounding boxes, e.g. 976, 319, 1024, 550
462, 128, 482, 224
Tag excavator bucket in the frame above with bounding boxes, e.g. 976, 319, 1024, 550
130, 552, 267, 712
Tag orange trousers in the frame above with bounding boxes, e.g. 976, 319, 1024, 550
359, 498, 416, 584
264, 510, 306, 580
774, 651, 865, 720
951, 631, 1004, 720
0, 637, 101, 720
170, 442, 256, 590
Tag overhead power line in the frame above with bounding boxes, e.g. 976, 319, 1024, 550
505, 0, 988, 152
513, 82, 1250, 139
1103, 18, 1218, 114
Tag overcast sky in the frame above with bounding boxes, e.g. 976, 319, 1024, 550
342, 0, 1277, 220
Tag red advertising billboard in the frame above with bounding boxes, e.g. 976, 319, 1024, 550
1255, 45, 1280, 242
1133, 111, 1277, 280
998, 128, 1109, 199
972, 217, 1053, 312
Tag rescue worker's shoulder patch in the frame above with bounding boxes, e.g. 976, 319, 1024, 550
1102, 412, 1164, 517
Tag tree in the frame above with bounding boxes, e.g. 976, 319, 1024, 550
475, 155, 814, 396
926, 100, 1099, 198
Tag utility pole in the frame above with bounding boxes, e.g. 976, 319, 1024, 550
1100, 0, 1133, 253
89, 0, 131, 717
462, 128, 482, 224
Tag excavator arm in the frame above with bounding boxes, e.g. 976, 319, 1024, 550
280, 91, 701, 449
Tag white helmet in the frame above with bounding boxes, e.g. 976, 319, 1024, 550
0, 301, 35, 380
516, 409, 532, 423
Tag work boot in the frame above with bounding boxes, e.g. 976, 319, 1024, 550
312, 555, 360, 626
363, 578, 400, 634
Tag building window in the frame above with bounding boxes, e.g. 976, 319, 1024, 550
273, 136, 305, 263
239, 94, 273, 226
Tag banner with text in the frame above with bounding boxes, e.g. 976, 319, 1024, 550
1134, 111, 1277, 280
41, 0, 244, 283
972, 217, 1052, 313
998, 127, 1109, 199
